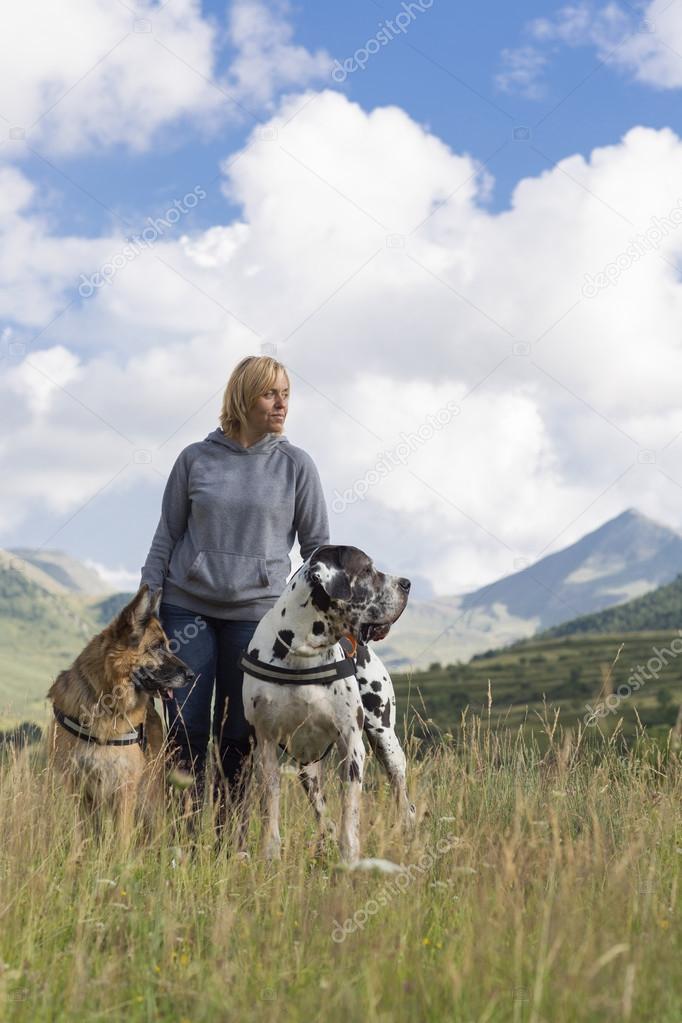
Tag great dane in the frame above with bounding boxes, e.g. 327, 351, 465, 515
240, 544, 414, 863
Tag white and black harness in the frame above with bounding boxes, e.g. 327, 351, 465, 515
238, 636, 358, 766
238, 635, 357, 685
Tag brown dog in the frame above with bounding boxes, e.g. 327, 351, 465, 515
46, 584, 194, 843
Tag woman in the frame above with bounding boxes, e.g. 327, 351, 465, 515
140, 355, 330, 816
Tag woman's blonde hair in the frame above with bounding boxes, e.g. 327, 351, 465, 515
219, 355, 290, 438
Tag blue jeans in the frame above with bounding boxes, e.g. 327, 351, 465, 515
158, 602, 259, 800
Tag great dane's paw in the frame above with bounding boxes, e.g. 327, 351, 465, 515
263, 839, 282, 861
338, 843, 360, 866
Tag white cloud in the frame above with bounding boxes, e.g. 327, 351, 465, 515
83, 558, 140, 593
226, 0, 332, 108
4, 93, 682, 592
610, 0, 682, 89
0, 0, 331, 157
0, 0, 220, 156
528, 2, 628, 48
500, 1, 682, 96
8, 344, 82, 416
0, 165, 36, 219
495, 45, 549, 99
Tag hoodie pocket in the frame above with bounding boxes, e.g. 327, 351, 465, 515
186, 549, 270, 603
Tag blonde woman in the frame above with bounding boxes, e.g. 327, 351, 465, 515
140, 355, 330, 818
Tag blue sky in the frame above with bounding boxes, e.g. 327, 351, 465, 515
4, 0, 682, 596
21, 0, 680, 241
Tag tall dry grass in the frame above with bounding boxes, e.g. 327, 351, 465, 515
0, 714, 679, 1022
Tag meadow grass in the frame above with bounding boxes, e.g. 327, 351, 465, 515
0, 715, 680, 1023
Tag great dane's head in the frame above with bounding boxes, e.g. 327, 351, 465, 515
302, 545, 410, 645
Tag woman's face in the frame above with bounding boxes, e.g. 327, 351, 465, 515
249, 369, 289, 435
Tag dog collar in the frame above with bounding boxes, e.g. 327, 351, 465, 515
53, 705, 143, 747
239, 641, 357, 686
341, 633, 357, 658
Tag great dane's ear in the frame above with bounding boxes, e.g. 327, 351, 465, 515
113, 584, 159, 645
316, 567, 352, 602
308, 545, 352, 602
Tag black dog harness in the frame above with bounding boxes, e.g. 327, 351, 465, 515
53, 705, 144, 747
238, 636, 359, 766
238, 635, 358, 685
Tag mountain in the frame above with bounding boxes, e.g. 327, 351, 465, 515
383, 509, 682, 669
7, 548, 113, 595
541, 572, 682, 639
91, 592, 135, 625
0, 548, 66, 595
459, 508, 682, 626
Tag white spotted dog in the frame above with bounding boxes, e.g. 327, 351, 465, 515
240, 544, 413, 864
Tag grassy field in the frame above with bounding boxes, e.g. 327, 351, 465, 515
1, 719, 680, 1022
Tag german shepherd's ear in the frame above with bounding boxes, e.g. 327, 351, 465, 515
113, 584, 162, 646
149, 587, 163, 617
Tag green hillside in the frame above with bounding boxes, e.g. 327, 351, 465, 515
383, 570, 682, 742
542, 572, 682, 638
0, 564, 104, 725
392, 630, 682, 744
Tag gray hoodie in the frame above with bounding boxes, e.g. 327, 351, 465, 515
140, 428, 330, 620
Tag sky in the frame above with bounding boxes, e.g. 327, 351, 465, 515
3, 0, 682, 598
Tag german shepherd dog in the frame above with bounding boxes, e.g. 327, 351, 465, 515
46, 585, 195, 843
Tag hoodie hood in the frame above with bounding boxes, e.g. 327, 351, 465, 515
204, 427, 287, 455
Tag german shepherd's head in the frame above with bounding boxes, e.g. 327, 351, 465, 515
48, 584, 196, 741
108, 585, 195, 700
